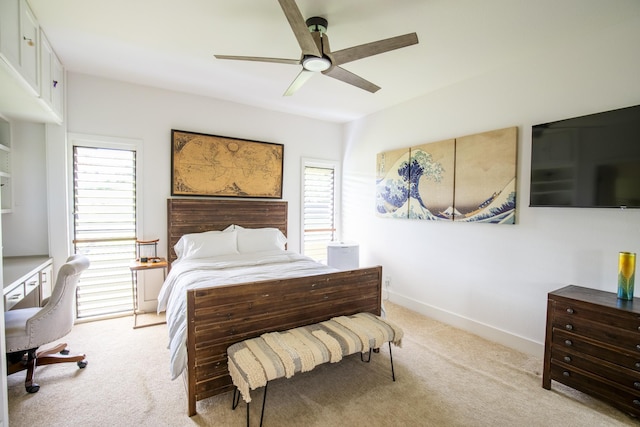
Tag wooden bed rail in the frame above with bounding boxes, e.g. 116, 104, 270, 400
185, 265, 383, 416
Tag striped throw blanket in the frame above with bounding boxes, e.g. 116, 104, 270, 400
227, 312, 404, 403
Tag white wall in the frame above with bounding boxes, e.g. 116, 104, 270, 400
2, 121, 48, 256
45, 72, 343, 271
342, 9, 640, 356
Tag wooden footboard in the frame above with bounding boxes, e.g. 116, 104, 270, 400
185, 265, 382, 416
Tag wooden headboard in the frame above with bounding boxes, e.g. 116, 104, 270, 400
166, 199, 288, 265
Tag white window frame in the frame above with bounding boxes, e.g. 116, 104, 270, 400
67, 133, 143, 252
300, 157, 341, 261
67, 133, 143, 319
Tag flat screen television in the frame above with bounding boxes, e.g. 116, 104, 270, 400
530, 104, 640, 208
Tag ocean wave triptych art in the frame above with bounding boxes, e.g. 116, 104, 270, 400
376, 127, 517, 224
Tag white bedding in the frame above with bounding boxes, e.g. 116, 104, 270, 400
157, 250, 337, 379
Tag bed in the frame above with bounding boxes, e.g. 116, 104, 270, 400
162, 199, 383, 416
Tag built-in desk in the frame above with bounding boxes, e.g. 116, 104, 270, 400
3, 256, 53, 311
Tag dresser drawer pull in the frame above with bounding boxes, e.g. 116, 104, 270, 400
636, 362, 640, 369
634, 399, 640, 407
565, 324, 573, 331
564, 340, 573, 346
563, 356, 572, 363
635, 382, 640, 389
566, 308, 574, 314
637, 344, 640, 351
563, 371, 570, 377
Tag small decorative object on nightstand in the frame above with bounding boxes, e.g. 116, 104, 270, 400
136, 239, 160, 263
129, 252, 167, 329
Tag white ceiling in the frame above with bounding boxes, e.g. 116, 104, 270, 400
23, 0, 637, 123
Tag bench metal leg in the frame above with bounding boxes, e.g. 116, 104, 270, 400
232, 383, 269, 427
259, 382, 268, 427
389, 341, 396, 382
232, 387, 241, 409
360, 343, 396, 381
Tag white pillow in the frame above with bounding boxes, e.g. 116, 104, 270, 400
236, 228, 287, 253
174, 230, 238, 260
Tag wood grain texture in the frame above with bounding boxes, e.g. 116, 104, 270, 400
187, 267, 382, 414
542, 285, 640, 417
167, 199, 288, 265
166, 198, 382, 416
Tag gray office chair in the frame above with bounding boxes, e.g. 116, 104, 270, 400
5, 254, 90, 393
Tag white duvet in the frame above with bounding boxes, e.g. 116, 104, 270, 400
157, 250, 337, 379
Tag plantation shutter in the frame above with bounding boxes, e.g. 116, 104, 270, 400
73, 146, 137, 318
303, 165, 336, 262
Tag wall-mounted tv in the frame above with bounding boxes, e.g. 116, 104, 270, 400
530, 104, 640, 208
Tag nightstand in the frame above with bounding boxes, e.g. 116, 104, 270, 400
129, 258, 167, 329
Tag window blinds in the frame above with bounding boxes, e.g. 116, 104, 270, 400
303, 165, 335, 262
73, 146, 137, 318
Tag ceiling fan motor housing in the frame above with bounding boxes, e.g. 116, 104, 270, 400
306, 16, 328, 34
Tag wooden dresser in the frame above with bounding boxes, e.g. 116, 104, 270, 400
543, 285, 640, 417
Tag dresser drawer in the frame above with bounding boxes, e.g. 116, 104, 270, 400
553, 298, 640, 331
549, 363, 640, 416
23, 273, 40, 297
551, 345, 640, 390
553, 314, 640, 353
5, 283, 25, 310
553, 329, 640, 371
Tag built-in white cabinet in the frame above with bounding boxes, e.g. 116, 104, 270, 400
0, 116, 11, 214
40, 262, 53, 302
18, 0, 39, 95
0, 0, 63, 123
39, 31, 64, 120
0, 0, 21, 68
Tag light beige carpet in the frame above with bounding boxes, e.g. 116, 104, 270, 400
7, 302, 637, 426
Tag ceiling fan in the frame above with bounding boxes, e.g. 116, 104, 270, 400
214, 0, 419, 96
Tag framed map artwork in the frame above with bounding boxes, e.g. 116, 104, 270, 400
171, 130, 284, 198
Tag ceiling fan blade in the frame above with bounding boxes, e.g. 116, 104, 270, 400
322, 66, 381, 93
214, 55, 300, 65
283, 69, 315, 96
277, 0, 322, 57
330, 33, 419, 66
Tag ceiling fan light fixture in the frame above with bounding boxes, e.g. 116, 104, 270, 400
302, 56, 331, 72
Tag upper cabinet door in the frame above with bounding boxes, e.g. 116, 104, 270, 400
19, 0, 40, 94
51, 53, 64, 119
0, 0, 21, 67
39, 30, 53, 107
40, 30, 64, 121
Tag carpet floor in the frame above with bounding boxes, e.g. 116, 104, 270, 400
7, 302, 638, 426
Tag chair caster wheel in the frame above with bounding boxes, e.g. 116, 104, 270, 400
78, 360, 88, 369
60, 349, 70, 355
26, 384, 40, 393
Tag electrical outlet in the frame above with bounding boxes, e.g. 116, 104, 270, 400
384, 275, 391, 287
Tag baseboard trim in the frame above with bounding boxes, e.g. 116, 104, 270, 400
387, 290, 544, 359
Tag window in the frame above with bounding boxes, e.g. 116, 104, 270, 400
70, 135, 141, 319
301, 159, 339, 263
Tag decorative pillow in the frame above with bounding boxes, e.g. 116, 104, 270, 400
236, 228, 287, 253
174, 230, 238, 260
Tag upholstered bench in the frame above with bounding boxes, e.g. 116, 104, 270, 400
227, 312, 403, 426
